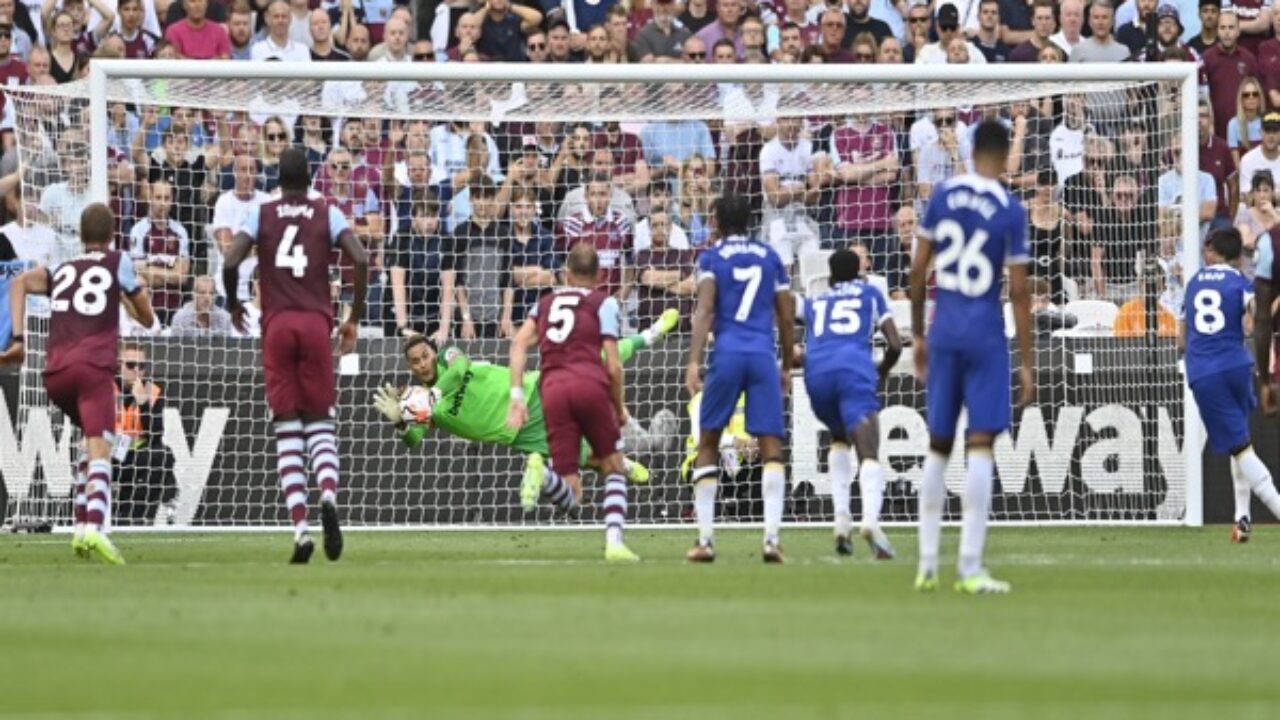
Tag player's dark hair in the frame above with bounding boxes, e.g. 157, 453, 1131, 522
80, 202, 114, 247
277, 147, 311, 193
714, 193, 751, 237
972, 119, 1012, 162
402, 333, 437, 358
1207, 227, 1243, 261
567, 242, 600, 280
829, 249, 860, 284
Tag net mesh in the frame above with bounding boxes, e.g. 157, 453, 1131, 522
1, 73, 1195, 528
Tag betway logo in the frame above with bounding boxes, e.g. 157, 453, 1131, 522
792, 378, 1203, 499
0, 395, 227, 526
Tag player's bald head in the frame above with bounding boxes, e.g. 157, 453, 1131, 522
80, 202, 114, 247
567, 243, 600, 283
278, 146, 310, 193
829, 248, 860, 284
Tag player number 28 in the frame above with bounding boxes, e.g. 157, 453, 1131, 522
811, 298, 862, 337
933, 219, 994, 298
49, 264, 112, 316
1192, 289, 1225, 335
276, 225, 309, 279
546, 294, 581, 344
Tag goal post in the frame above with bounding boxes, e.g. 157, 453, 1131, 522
2, 60, 1203, 529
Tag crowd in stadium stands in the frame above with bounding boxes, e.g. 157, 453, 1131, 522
0, 0, 1266, 343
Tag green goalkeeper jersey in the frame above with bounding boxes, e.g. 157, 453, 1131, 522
401, 347, 550, 455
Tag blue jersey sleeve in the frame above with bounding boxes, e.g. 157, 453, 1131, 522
598, 296, 621, 338
241, 204, 261, 243
770, 246, 790, 293
697, 249, 716, 282
917, 184, 945, 243
868, 284, 890, 328
329, 205, 350, 246
116, 252, 141, 295
1005, 198, 1031, 265
1257, 234, 1274, 282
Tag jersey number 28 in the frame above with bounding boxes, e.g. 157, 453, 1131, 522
934, 219, 994, 297
50, 265, 111, 316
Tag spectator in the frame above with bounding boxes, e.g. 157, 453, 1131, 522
1199, 97, 1239, 220
632, 0, 689, 62
1115, 118, 1159, 192
849, 241, 890, 298
439, 178, 505, 341
634, 206, 695, 330
567, 0, 619, 44
42, 0, 113, 56
827, 113, 897, 259
324, 146, 382, 304
286, 0, 311, 47
1070, 0, 1130, 62
0, 23, 27, 122
113, 342, 175, 525
311, 8, 349, 60
813, 9, 853, 62
911, 108, 970, 203
780, 0, 818, 48
524, 29, 548, 62
1203, 9, 1259, 140
447, 133, 508, 230
973, 0, 1012, 62
877, 34, 903, 62
556, 147, 636, 223
546, 17, 577, 62
37, 128, 91, 236
677, 154, 715, 248
389, 196, 446, 337
503, 187, 558, 335
694, 0, 742, 61
679, 0, 714, 35
560, 175, 632, 300
1007, 99, 1055, 196
1188, 0, 1219, 56
848, 31, 877, 62
606, 4, 630, 60
163, 0, 229, 25
593, 121, 647, 195
170, 275, 234, 337
114, 0, 158, 59
251, 0, 310, 61
1230, 77, 1266, 164
129, 179, 191, 325
1024, 170, 1063, 304
845, 0, 891, 46
1141, 4, 1196, 61
1092, 174, 1157, 302
210, 153, 269, 304
462, 0, 538, 62
1235, 170, 1275, 278
163, 0, 230, 59
431, 120, 502, 187
45, 10, 78, 82
1062, 134, 1111, 281
902, 2, 930, 62
1037, 40, 1066, 62
1158, 143, 1219, 236
1117, 0, 1159, 57
1050, 0, 1085, 55
395, 147, 434, 235
712, 36, 736, 63
255, 116, 291, 192
740, 14, 767, 62
918, 4, 984, 64
884, 205, 915, 298
640, 112, 716, 183
1009, 0, 1056, 62
997, 0, 1036, 46
1113, 260, 1179, 337
343, 20, 371, 60
0, 0, 33, 61
1240, 112, 1280, 195
224, 2, 252, 59
634, 181, 689, 250
1233, 0, 1272, 56
681, 35, 706, 62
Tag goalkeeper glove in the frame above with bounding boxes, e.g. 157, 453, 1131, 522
373, 383, 405, 428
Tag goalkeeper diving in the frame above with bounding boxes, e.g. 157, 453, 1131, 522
372, 309, 681, 514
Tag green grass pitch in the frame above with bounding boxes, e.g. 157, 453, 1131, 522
1, 527, 1278, 719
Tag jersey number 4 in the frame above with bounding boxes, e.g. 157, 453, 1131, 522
934, 219, 994, 297
546, 294, 581, 344
276, 225, 309, 279
50, 265, 111, 316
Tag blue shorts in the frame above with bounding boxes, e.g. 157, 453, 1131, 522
927, 343, 1011, 439
805, 369, 879, 439
1190, 365, 1256, 455
701, 351, 785, 438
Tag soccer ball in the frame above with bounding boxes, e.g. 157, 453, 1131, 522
400, 385, 441, 425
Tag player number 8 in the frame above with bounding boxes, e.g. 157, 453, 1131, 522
1193, 289, 1225, 335
50, 264, 112, 316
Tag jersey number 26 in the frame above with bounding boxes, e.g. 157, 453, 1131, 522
934, 219, 994, 297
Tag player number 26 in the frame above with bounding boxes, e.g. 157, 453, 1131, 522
811, 298, 862, 337
50, 264, 112, 316
933, 219, 994, 298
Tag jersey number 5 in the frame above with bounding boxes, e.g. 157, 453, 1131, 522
50, 265, 111, 316
276, 225, 309, 279
934, 219, 994, 297
546, 294, 581, 344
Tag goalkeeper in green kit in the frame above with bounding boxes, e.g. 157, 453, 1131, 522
372, 309, 680, 514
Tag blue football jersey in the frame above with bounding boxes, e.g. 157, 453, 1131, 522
1184, 263, 1254, 384
698, 235, 790, 355
802, 280, 887, 381
919, 174, 1029, 349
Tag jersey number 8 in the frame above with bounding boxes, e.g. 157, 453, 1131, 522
1193, 288, 1225, 335
50, 264, 112, 316
934, 219, 994, 298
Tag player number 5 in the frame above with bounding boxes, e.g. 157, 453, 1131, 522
546, 294, 581, 344
276, 225, 309, 279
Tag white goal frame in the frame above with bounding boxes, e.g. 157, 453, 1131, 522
79, 60, 1204, 528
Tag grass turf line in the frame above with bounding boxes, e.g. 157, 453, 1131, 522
0, 528, 1277, 719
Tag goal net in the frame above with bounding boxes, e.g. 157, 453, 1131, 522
0, 63, 1202, 529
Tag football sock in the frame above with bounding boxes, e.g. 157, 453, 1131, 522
84, 459, 112, 531
276, 420, 309, 538
829, 444, 853, 537
73, 452, 88, 527
918, 450, 948, 576
692, 466, 718, 546
542, 469, 578, 512
1231, 457, 1252, 522
959, 448, 995, 579
603, 474, 628, 547
304, 419, 339, 506
762, 462, 786, 546
1237, 448, 1280, 518
860, 459, 885, 529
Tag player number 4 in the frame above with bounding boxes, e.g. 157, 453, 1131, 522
276, 225, 308, 279
49, 264, 111, 316
933, 219, 994, 298
1193, 289, 1225, 335
546, 294, 581, 344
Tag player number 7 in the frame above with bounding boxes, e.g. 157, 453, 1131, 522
276, 225, 309, 279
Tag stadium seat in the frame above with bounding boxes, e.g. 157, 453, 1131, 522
798, 249, 833, 296
1061, 300, 1119, 331
1003, 303, 1016, 338
1062, 276, 1081, 303
889, 298, 912, 335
